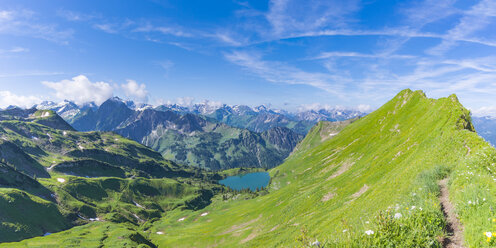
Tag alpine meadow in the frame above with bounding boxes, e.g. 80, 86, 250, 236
1, 0, 496, 247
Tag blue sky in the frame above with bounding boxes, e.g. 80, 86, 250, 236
0, 0, 496, 115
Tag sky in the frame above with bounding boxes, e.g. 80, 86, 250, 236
0, 0, 496, 115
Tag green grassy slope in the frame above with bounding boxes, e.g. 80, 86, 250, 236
0, 110, 219, 244
0, 188, 70, 243
292, 118, 358, 155
144, 125, 302, 171
143, 89, 486, 247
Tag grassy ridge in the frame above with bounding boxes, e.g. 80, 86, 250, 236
144, 89, 483, 247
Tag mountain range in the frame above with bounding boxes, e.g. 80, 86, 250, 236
33, 97, 362, 171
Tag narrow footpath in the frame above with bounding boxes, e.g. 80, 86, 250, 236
438, 178, 465, 248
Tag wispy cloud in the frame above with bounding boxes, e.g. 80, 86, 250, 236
224, 51, 348, 95
133, 23, 192, 37
313, 51, 416, 60
265, 0, 360, 37
428, 0, 496, 55
0, 47, 29, 54
93, 23, 119, 34
0, 9, 73, 44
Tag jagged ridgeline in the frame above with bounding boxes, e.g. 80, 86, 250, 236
67, 98, 303, 170
0, 108, 219, 244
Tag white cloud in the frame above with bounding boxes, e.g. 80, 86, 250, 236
0, 91, 41, 109
297, 103, 371, 113
42, 75, 114, 105
357, 104, 372, 113
121, 80, 149, 103
471, 106, 496, 117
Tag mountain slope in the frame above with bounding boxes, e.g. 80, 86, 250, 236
472, 116, 496, 146
143, 89, 485, 247
68, 100, 303, 170
0, 109, 218, 243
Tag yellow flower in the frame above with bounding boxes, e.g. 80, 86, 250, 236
493, 218, 496, 222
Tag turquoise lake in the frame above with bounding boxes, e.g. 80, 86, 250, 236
219, 172, 270, 191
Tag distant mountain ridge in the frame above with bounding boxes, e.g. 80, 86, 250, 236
33, 97, 303, 170
28, 97, 364, 134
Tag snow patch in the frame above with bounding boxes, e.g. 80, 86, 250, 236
57, 178, 66, 183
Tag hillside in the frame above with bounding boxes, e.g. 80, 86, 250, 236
66, 98, 303, 170
0, 108, 219, 243
136, 89, 494, 247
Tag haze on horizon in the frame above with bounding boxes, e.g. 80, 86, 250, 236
0, 0, 495, 115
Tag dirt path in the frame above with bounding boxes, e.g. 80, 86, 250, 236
438, 178, 465, 248
464, 144, 471, 156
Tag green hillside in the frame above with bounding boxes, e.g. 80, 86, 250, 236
0, 108, 219, 244
140, 89, 492, 247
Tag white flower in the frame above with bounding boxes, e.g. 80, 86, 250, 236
419, 207, 423, 211
483, 198, 486, 201
468, 200, 472, 204
311, 240, 321, 246
394, 213, 402, 219
365, 221, 369, 224
365, 230, 374, 235
343, 229, 348, 233
411, 206, 416, 210
486, 232, 492, 238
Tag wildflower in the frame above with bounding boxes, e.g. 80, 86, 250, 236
468, 200, 472, 204
492, 219, 496, 222
365, 221, 369, 224
365, 230, 374, 235
486, 232, 493, 242
483, 198, 486, 201
311, 240, 321, 247
394, 213, 402, 219
419, 207, 423, 211
343, 229, 348, 233
406, 207, 409, 210
411, 206, 416, 210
